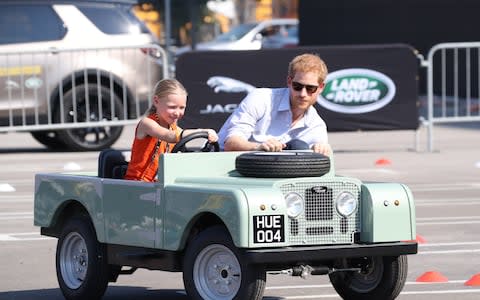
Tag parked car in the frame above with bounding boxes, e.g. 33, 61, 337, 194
262, 23, 298, 48
175, 18, 298, 56
34, 133, 417, 300
0, 0, 165, 151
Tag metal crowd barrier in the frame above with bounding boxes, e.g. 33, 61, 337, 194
426, 42, 480, 151
0, 44, 168, 133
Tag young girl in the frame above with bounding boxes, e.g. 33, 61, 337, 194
124, 79, 218, 182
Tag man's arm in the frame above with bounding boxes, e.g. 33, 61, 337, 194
224, 135, 259, 151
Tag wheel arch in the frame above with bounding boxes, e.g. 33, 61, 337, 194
41, 199, 96, 239
180, 212, 229, 251
49, 69, 135, 119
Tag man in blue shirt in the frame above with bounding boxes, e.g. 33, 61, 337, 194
218, 53, 331, 156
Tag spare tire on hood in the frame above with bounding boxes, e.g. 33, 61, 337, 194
235, 151, 330, 178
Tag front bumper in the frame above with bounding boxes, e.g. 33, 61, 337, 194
243, 241, 417, 265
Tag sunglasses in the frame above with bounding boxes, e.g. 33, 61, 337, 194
291, 81, 319, 94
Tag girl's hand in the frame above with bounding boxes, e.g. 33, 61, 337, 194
206, 129, 218, 143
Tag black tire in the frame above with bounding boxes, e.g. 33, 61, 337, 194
56, 84, 124, 151
329, 256, 408, 300
56, 217, 109, 300
235, 152, 330, 178
31, 131, 68, 150
183, 226, 266, 300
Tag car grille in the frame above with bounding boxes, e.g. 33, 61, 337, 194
279, 181, 360, 245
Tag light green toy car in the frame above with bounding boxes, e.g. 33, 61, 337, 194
34, 133, 417, 300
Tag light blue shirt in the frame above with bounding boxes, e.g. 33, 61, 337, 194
218, 88, 328, 149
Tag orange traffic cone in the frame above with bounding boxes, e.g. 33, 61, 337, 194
416, 234, 427, 244
375, 158, 391, 166
416, 271, 448, 283
465, 273, 480, 286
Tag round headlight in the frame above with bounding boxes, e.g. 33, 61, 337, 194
285, 192, 304, 218
336, 191, 357, 217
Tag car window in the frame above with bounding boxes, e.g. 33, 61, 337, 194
0, 4, 66, 45
77, 4, 150, 35
213, 23, 257, 42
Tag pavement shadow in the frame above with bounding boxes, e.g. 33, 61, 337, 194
0, 286, 292, 300
0, 286, 189, 300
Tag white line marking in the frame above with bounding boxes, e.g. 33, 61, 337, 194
417, 220, 480, 225
417, 216, 480, 221
407, 280, 467, 285
401, 289, 480, 295
0, 216, 33, 220
0, 211, 33, 220
416, 202, 479, 207
419, 241, 480, 247
410, 182, 480, 188
0, 212, 32, 216
274, 295, 338, 299
338, 168, 399, 174
0, 199, 32, 203
264, 289, 480, 299
416, 197, 479, 202
419, 249, 480, 254
0, 232, 53, 241
267, 284, 332, 289
414, 186, 480, 192
266, 280, 469, 290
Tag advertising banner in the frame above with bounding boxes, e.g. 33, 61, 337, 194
175, 44, 419, 131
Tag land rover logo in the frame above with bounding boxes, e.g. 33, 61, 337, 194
311, 186, 328, 193
318, 68, 396, 114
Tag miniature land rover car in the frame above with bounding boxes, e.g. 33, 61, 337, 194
34, 134, 417, 300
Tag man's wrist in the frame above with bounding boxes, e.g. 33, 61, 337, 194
253, 143, 262, 151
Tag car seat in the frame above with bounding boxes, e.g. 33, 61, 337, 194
98, 149, 128, 179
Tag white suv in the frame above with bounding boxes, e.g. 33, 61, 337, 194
0, 0, 164, 151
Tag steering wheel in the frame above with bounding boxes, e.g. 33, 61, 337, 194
171, 131, 220, 153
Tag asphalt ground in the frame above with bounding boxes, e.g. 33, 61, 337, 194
0, 123, 479, 299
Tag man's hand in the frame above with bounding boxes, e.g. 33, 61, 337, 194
311, 143, 332, 156
257, 138, 286, 152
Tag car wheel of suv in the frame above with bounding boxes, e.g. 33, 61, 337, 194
235, 152, 330, 178
329, 256, 408, 300
56, 217, 109, 300
183, 225, 266, 300
56, 84, 124, 151
31, 130, 67, 150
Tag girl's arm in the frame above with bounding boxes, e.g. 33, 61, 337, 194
137, 117, 179, 143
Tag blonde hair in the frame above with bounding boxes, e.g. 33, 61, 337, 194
288, 53, 328, 84
147, 79, 188, 114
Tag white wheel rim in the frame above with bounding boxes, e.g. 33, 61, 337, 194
193, 244, 241, 300
59, 232, 88, 289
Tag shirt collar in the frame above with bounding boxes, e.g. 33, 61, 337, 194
279, 88, 291, 111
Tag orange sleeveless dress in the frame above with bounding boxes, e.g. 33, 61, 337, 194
124, 114, 180, 182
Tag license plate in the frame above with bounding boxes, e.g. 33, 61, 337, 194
253, 215, 285, 243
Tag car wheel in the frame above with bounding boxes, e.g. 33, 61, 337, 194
30, 130, 67, 150
56, 84, 124, 151
56, 217, 109, 300
329, 256, 408, 300
183, 226, 266, 300
235, 152, 330, 178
